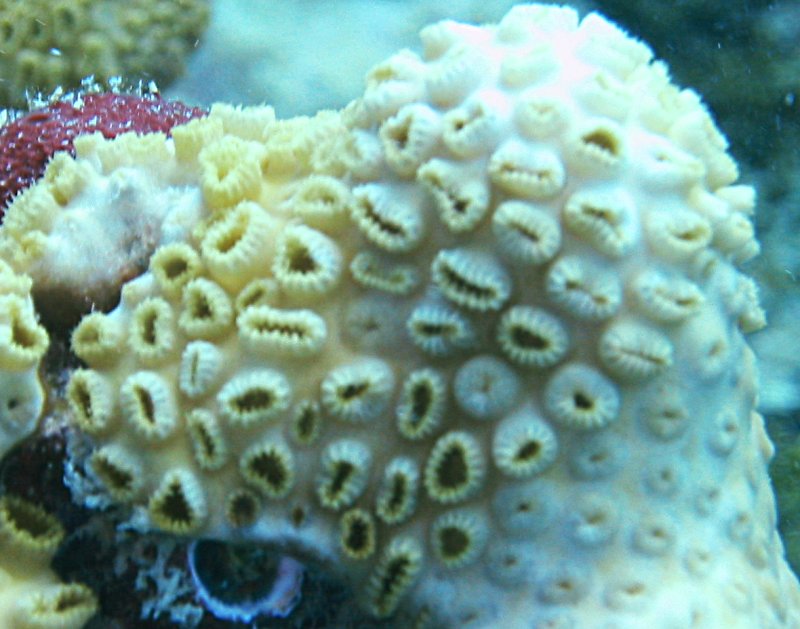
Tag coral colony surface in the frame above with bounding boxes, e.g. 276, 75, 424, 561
0, 3, 798, 628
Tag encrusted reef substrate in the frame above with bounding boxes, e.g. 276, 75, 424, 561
0, 3, 798, 628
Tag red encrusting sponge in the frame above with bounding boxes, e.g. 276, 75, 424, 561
0, 92, 206, 215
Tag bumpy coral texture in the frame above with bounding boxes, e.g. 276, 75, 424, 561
0, 91, 206, 212
4, 4, 798, 628
0, 0, 210, 109
0, 495, 97, 629
0, 260, 48, 460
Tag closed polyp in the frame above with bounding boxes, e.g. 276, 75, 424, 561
491, 200, 561, 266
566, 493, 619, 547
316, 439, 372, 510
396, 367, 447, 440
350, 251, 419, 295
351, 184, 425, 252
238, 305, 327, 358
442, 96, 502, 157
431, 248, 511, 312
179, 277, 234, 340
375, 457, 420, 525
287, 175, 352, 232
120, 371, 178, 441
631, 269, 704, 322
406, 301, 475, 356
379, 103, 441, 176
272, 224, 342, 297
492, 408, 558, 477
320, 359, 395, 423
546, 255, 622, 319
499, 44, 556, 87
454, 355, 520, 420
544, 363, 620, 430
66, 369, 114, 435
417, 159, 490, 233
179, 340, 224, 398
488, 140, 566, 199
217, 369, 292, 426
598, 321, 674, 381
496, 305, 569, 368
186, 409, 228, 471
562, 188, 636, 258
514, 94, 566, 139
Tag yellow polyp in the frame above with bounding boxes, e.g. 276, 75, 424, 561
423, 431, 485, 504
350, 251, 419, 295
496, 305, 569, 368
225, 488, 261, 528
119, 371, 178, 441
216, 369, 292, 427
350, 184, 425, 253
272, 224, 343, 297
488, 140, 566, 199
186, 409, 228, 471
234, 278, 279, 313
178, 277, 234, 340
431, 248, 511, 312
340, 508, 377, 560
0, 496, 64, 569
200, 201, 276, 292
430, 508, 489, 569
178, 340, 223, 399
172, 116, 225, 165
492, 200, 562, 266
71, 312, 124, 367
13, 583, 98, 629
90, 445, 143, 502
43, 152, 94, 206
492, 410, 559, 478
127, 297, 175, 366
289, 400, 322, 446
320, 359, 395, 423
375, 457, 419, 525
239, 439, 295, 499
417, 159, 490, 233
147, 468, 207, 535
366, 536, 423, 618
286, 175, 352, 233
237, 305, 327, 358
199, 136, 264, 210
66, 369, 115, 435
0, 295, 49, 371
395, 368, 447, 440
96, 132, 171, 173
316, 439, 372, 510
149, 243, 202, 299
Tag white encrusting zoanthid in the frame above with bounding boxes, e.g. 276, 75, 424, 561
0, 3, 796, 628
